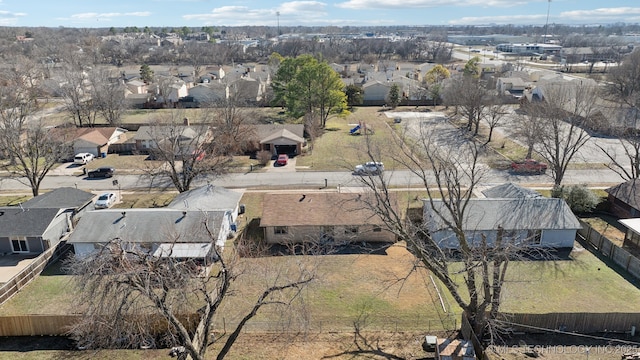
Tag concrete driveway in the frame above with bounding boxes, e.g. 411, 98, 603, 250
265, 156, 297, 172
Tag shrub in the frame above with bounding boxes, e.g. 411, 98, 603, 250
256, 150, 272, 166
562, 184, 599, 214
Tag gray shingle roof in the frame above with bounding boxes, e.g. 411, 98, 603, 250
254, 124, 304, 140
606, 179, 640, 211
0, 208, 63, 237
481, 183, 542, 199
68, 209, 226, 244
168, 185, 242, 212
424, 198, 581, 231
21, 187, 95, 209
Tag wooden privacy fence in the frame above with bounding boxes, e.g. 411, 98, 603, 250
0, 315, 79, 336
0, 243, 71, 306
0, 313, 458, 337
577, 220, 640, 281
500, 312, 640, 334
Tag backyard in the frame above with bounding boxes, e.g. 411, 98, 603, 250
1, 190, 640, 358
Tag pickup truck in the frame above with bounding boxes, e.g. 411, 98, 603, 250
510, 159, 547, 174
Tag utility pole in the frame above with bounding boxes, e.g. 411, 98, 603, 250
276, 11, 280, 36
543, 0, 552, 44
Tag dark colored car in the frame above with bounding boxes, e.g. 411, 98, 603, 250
87, 167, 114, 178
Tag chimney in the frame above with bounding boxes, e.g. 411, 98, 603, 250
183, 117, 190, 126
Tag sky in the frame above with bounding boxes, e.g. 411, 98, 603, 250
1, 0, 639, 28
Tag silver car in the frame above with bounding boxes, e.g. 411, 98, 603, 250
95, 192, 117, 209
354, 161, 384, 175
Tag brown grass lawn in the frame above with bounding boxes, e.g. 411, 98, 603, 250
113, 191, 177, 208
295, 107, 413, 171
84, 154, 160, 171
2, 190, 640, 358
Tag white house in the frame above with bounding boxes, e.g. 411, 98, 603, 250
68, 208, 233, 260
423, 197, 580, 249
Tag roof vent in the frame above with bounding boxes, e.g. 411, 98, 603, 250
121, 211, 126, 218
299, 194, 306, 202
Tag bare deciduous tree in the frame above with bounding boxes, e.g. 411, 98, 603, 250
66, 224, 315, 360
89, 68, 126, 126
58, 54, 98, 127
512, 105, 545, 159
142, 110, 232, 193
443, 76, 488, 135
354, 126, 524, 359
0, 57, 70, 196
482, 102, 509, 144
529, 81, 599, 185
599, 49, 640, 180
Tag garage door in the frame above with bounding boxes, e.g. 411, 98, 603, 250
275, 145, 297, 155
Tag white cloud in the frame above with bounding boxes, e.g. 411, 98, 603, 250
336, 0, 531, 10
183, 2, 328, 26
448, 6, 640, 25
560, 7, 640, 21
0, 9, 26, 25
448, 14, 547, 25
70, 12, 151, 20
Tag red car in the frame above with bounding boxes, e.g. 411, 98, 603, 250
276, 154, 289, 166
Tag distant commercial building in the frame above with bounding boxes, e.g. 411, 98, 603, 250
447, 34, 533, 46
495, 43, 562, 55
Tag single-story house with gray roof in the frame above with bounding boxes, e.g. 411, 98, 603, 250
481, 183, 542, 199
21, 187, 95, 223
168, 185, 243, 223
0, 207, 71, 254
423, 198, 580, 249
68, 208, 232, 260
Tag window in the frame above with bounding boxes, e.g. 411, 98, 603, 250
11, 237, 28, 253
274, 226, 288, 235
527, 230, 542, 245
345, 226, 359, 235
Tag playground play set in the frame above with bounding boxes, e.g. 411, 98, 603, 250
349, 121, 374, 135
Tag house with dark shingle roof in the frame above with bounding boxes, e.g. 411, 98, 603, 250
423, 197, 580, 249
21, 187, 95, 223
260, 192, 397, 245
0, 207, 71, 254
605, 179, 640, 218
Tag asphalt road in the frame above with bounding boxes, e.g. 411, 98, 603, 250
0, 167, 624, 195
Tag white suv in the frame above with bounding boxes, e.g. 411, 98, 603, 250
354, 161, 384, 175
74, 153, 94, 165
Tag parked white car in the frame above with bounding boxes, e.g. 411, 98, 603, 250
354, 161, 384, 175
95, 192, 117, 209
74, 153, 94, 165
